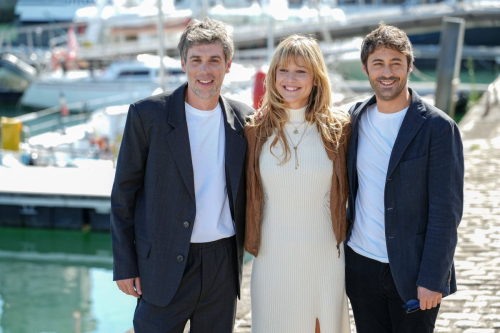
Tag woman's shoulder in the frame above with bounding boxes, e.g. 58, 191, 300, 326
325, 107, 350, 130
244, 117, 260, 142
339, 111, 351, 152
244, 112, 265, 135
323, 107, 351, 151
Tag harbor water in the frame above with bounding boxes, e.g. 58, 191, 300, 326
0, 227, 254, 333
0, 228, 137, 333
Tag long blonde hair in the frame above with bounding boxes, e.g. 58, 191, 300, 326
249, 34, 349, 164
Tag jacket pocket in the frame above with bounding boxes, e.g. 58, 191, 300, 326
399, 154, 428, 178
135, 236, 152, 259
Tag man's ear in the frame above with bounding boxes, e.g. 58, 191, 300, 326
181, 58, 187, 72
362, 64, 369, 76
226, 59, 233, 73
408, 62, 413, 73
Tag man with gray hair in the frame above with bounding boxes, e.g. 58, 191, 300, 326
111, 17, 253, 332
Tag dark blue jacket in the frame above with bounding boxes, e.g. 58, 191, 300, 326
110, 83, 253, 307
346, 89, 464, 302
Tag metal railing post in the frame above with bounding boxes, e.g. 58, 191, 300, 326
27, 28, 34, 54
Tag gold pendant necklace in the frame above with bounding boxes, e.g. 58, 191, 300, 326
288, 106, 308, 134
284, 122, 312, 169
289, 121, 305, 134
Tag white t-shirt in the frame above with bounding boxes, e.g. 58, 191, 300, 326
185, 102, 235, 243
348, 103, 408, 263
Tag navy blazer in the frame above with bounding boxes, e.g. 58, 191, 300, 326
111, 83, 253, 307
346, 89, 464, 302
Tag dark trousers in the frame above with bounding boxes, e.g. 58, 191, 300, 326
133, 236, 238, 333
345, 245, 440, 333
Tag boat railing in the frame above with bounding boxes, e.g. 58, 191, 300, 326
10, 92, 136, 138
0, 21, 87, 67
25, 113, 91, 137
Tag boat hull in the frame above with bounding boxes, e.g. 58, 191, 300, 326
20, 80, 161, 111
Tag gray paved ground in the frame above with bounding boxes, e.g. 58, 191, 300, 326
232, 78, 500, 333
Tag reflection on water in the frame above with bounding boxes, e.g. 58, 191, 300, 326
0, 228, 136, 333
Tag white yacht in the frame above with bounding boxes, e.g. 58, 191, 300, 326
20, 54, 186, 110
0, 53, 37, 102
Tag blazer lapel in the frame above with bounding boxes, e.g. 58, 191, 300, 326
165, 83, 196, 203
221, 97, 247, 206
386, 89, 427, 178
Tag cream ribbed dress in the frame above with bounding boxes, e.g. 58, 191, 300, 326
250, 107, 350, 333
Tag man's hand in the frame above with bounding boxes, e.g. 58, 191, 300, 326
116, 277, 142, 298
417, 286, 442, 310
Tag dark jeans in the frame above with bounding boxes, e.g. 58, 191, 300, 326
345, 245, 440, 333
133, 236, 238, 333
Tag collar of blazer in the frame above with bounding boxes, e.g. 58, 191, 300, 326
350, 88, 428, 179
166, 82, 245, 135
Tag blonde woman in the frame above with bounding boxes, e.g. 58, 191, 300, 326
245, 35, 351, 332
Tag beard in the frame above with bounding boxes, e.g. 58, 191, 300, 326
189, 77, 219, 101
370, 74, 409, 102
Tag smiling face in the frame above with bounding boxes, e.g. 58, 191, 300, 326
181, 43, 231, 110
275, 56, 314, 110
363, 47, 412, 107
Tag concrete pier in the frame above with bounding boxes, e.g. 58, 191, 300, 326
0, 167, 113, 230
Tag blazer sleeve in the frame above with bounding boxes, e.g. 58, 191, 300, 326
110, 103, 149, 281
416, 119, 464, 293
